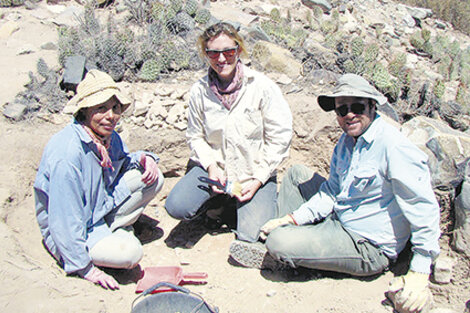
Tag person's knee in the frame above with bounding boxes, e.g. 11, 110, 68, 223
265, 227, 292, 259
90, 231, 143, 269
287, 164, 313, 185
164, 191, 193, 220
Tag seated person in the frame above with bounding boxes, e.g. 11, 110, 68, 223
231, 73, 440, 313
34, 70, 164, 289
165, 22, 292, 244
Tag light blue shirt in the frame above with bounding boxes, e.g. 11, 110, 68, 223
292, 115, 440, 273
34, 120, 157, 275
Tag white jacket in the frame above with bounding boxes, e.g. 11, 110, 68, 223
186, 65, 293, 186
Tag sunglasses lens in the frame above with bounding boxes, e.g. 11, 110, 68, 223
335, 103, 366, 117
206, 51, 219, 59
351, 103, 366, 114
336, 105, 349, 117
206, 47, 238, 59
223, 48, 237, 58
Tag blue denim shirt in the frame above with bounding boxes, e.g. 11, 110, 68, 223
292, 115, 440, 273
34, 120, 158, 275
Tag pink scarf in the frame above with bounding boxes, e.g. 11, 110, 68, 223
82, 125, 114, 171
208, 61, 244, 110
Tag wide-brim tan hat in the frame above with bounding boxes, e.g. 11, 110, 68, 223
67, 69, 131, 116
317, 73, 388, 112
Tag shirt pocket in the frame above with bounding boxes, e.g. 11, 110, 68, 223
240, 107, 263, 140
351, 165, 378, 193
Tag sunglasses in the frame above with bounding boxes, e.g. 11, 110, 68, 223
335, 102, 367, 117
205, 46, 238, 59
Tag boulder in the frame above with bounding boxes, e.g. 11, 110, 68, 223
453, 159, 470, 257
301, 0, 332, 13
401, 116, 470, 189
251, 41, 302, 78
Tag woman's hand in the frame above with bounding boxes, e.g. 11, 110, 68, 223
235, 179, 262, 202
207, 163, 226, 194
139, 154, 159, 185
84, 267, 120, 290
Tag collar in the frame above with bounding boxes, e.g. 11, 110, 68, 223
357, 113, 382, 145
72, 118, 93, 144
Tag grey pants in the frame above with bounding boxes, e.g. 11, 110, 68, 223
266, 164, 389, 276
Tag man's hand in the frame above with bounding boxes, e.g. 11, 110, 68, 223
387, 271, 433, 313
259, 214, 296, 240
139, 154, 159, 185
84, 267, 120, 290
207, 163, 226, 194
235, 179, 262, 202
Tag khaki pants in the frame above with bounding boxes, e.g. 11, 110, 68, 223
89, 168, 163, 269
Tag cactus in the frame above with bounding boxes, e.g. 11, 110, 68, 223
421, 28, 431, 42
270, 8, 282, 23
170, 11, 195, 33
350, 36, 364, 57
410, 31, 425, 51
371, 63, 392, 90
320, 20, 337, 35
171, 0, 184, 13
184, 0, 198, 16
388, 53, 406, 77
433, 79, 445, 99
139, 58, 164, 81
438, 54, 452, 81
449, 40, 461, 59
8, 0, 24, 6
364, 43, 379, 63
195, 8, 211, 24
0, 0, 12, 7
312, 5, 323, 19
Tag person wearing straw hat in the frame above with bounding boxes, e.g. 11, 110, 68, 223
34, 69, 164, 290
230, 73, 440, 313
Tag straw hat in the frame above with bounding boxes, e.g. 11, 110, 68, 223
317, 73, 388, 112
67, 69, 131, 116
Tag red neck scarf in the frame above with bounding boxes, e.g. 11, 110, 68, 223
208, 61, 244, 110
81, 125, 114, 171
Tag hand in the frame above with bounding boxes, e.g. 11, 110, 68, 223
84, 267, 120, 290
235, 179, 262, 202
259, 214, 296, 241
139, 154, 159, 185
387, 271, 433, 313
207, 163, 226, 194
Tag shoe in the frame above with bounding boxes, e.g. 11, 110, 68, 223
229, 240, 288, 271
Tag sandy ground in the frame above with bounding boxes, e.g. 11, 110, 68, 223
0, 2, 468, 313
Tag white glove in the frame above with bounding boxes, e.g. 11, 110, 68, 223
387, 271, 433, 313
259, 214, 296, 240
84, 266, 120, 290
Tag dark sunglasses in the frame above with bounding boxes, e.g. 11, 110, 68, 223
205, 46, 238, 59
335, 102, 367, 117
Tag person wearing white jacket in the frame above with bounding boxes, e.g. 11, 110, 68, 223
165, 22, 292, 244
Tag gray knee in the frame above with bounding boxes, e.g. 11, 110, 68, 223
265, 227, 292, 260
286, 164, 314, 185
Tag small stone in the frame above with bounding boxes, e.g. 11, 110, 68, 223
17, 44, 36, 55
433, 255, 454, 284
40, 42, 57, 50
266, 290, 277, 297
3, 102, 27, 120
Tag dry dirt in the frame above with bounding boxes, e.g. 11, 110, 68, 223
0, 2, 468, 313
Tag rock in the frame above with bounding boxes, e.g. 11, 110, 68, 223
3, 102, 27, 120
0, 21, 19, 39
402, 14, 416, 28
154, 86, 173, 97
134, 101, 151, 117
433, 255, 454, 284
401, 117, 470, 189
453, 159, 470, 257
251, 41, 302, 78
51, 6, 84, 27
40, 42, 57, 50
60, 55, 86, 92
166, 102, 186, 125
301, 0, 332, 13
276, 74, 292, 85
16, 44, 36, 55
243, 25, 271, 42
405, 5, 433, 20
266, 290, 277, 297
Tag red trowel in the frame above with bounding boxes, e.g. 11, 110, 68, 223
135, 266, 208, 294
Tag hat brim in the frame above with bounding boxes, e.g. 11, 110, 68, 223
317, 90, 388, 112
68, 88, 131, 116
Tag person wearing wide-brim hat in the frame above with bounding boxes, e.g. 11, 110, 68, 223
231, 73, 440, 313
34, 70, 164, 289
